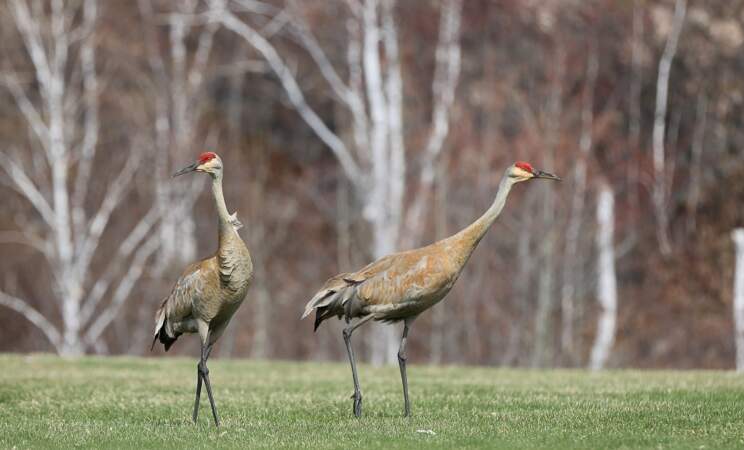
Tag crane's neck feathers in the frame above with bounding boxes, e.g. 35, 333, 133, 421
452, 169, 516, 254
211, 173, 233, 229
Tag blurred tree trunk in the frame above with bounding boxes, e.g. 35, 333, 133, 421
429, 157, 449, 364
531, 47, 564, 368
589, 183, 618, 370
560, 45, 597, 365
685, 92, 707, 234
732, 229, 744, 371
501, 195, 536, 366
651, 0, 686, 257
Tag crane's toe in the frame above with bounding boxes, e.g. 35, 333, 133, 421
352, 392, 363, 417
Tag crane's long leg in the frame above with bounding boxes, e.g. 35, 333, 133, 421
343, 314, 374, 418
398, 318, 413, 417
199, 342, 220, 427
192, 365, 203, 423
193, 322, 220, 427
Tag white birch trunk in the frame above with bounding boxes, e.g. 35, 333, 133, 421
589, 183, 618, 370
732, 229, 744, 371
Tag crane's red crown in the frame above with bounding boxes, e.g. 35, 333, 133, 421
515, 161, 534, 173
198, 151, 218, 164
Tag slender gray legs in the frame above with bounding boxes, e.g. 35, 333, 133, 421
192, 365, 203, 422
398, 318, 412, 417
343, 314, 374, 418
193, 341, 219, 426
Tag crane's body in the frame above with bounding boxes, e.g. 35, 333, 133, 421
303, 162, 559, 417
304, 205, 498, 327
152, 152, 252, 427
153, 234, 251, 350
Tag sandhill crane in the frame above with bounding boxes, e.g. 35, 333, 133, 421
303, 162, 560, 417
152, 152, 253, 427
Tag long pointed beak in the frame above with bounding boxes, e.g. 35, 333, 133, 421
534, 170, 561, 181
172, 162, 198, 177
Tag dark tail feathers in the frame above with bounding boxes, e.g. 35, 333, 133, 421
151, 323, 178, 352
313, 307, 334, 332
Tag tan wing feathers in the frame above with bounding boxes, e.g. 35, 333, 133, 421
153, 259, 211, 338
301, 273, 352, 319
303, 243, 457, 324
302, 254, 399, 317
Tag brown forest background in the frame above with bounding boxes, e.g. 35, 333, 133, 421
1, 0, 743, 369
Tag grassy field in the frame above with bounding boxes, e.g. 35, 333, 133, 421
1, 355, 743, 449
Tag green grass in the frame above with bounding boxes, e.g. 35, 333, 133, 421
1, 355, 743, 449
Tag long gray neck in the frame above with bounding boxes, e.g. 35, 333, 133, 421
211, 173, 232, 228
480, 172, 515, 228
452, 170, 515, 249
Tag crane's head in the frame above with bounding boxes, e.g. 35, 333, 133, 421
173, 151, 223, 178
508, 161, 560, 182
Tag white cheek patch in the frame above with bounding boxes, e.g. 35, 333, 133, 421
514, 168, 532, 178
200, 158, 217, 170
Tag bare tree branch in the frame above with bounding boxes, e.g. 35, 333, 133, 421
2, 74, 50, 144
10, 0, 52, 93
2, 155, 56, 227
75, 149, 142, 279
0, 290, 62, 351
72, 0, 99, 237
286, 1, 357, 106
187, 13, 219, 97
84, 234, 160, 345
79, 204, 160, 325
210, 0, 364, 185
0, 230, 51, 257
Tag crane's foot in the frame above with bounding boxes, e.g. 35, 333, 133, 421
352, 391, 363, 418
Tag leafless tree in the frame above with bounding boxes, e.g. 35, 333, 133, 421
0, 0, 159, 355
207, 0, 463, 364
